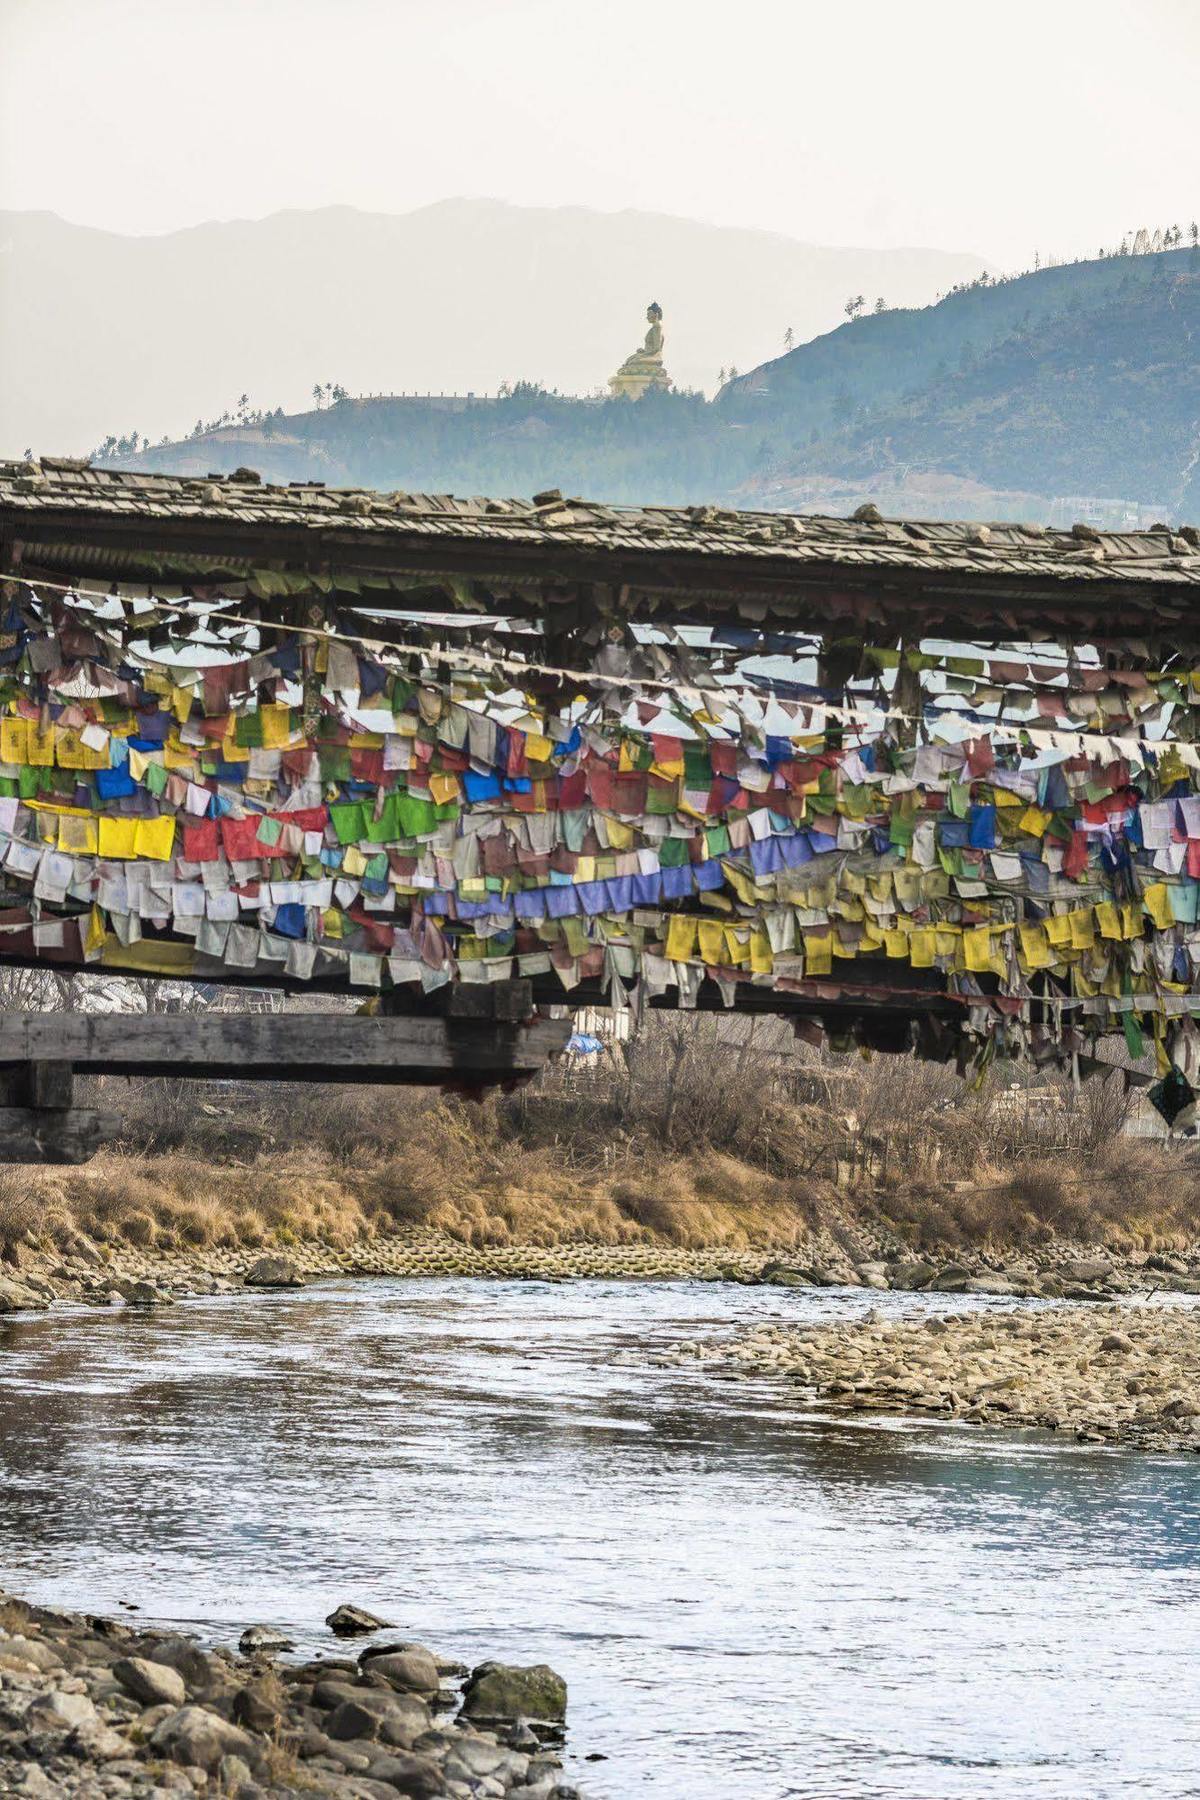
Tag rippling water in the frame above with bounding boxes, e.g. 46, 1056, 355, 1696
1, 1278, 1198, 1798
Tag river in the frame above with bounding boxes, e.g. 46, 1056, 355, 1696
0, 1277, 1197, 1799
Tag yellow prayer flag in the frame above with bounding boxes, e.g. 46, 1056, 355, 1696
1019, 922, 1052, 969
429, 773, 460, 805
1068, 908, 1096, 950
894, 870, 922, 909
101, 936, 195, 975
260, 705, 294, 750
1095, 900, 1122, 940
27, 724, 55, 767
97, 817, 138, 858
0, 717, 28, 764
163, 737, 197, 772
665, 915, 698, 962
57, 814, 98, 855
84, 904, 105, 955
134, 815, 175, 861
803, 930, 833, 975
964, 926, 993, 972
1143, 883, 1174, 930
722, 862, 758, 906
722, 927, 750, 966
1018, 805, 1053, 838
697, 919, 726, 965
55, 728, 106, 771
909, 927, 936, 968
749, 927, 773, 974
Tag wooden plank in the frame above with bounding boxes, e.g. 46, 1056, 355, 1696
0, 1012, 571, 1085
0, 1107, 121, 1165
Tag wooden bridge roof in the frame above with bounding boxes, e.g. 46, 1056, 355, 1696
3, 458, 1199, 639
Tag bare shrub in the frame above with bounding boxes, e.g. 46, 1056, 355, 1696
20, 1004, 1199, 1259
0, 1167, 41, 1252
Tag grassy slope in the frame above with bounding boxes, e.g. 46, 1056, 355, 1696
3, 1032, 1200, 1268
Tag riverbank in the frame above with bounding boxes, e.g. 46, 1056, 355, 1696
9, 1042, 1200, 1290
0, 1589, 580, 1798
4, 1226, 1200, 1315
670, 1303, 1200, 1452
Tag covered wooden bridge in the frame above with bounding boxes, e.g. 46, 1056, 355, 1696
0, 456, 1198, 1157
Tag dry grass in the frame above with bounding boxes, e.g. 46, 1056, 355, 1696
2, 1017, 1199, 1260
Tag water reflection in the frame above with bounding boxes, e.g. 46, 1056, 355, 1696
1, 1279, 1198, 1799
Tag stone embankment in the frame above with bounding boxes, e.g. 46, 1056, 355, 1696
0, 1237, 775, 1311
671, 1304, 1200, 1452
0, 1590, 582, 1798
3, 1228, 1200, 1315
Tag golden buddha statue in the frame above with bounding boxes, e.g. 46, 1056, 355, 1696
608, 301, 673, 400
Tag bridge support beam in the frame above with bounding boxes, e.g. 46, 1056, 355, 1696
0, 1004, 571, 1163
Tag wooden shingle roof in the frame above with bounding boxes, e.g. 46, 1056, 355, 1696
3, 459, 1199, 643
3, 458, 1197, 582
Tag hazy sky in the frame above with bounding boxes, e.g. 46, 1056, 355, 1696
1, 0, 1196, 267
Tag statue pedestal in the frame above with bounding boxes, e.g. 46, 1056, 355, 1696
608, 356, 672, 401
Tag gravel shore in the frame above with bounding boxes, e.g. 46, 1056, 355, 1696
671, 1303, 1200, 1451
0, 1591, 583, 1798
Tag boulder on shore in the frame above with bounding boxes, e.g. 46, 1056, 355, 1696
244, 1255, 305, 1289
149, 1703, 256, 1772
111, 1654, 186, 1707
0, 1275, 49, 1313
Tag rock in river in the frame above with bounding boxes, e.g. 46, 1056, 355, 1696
244, 1254, 305, 1288
326, 1600, 393, 1636
238, 1622, 294, 1655
460, 1660, 568, 1725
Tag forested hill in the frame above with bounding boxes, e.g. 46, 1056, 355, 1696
750, 262, 1200, 519
721, 244, 1196, 439
109, 246, 1200, 523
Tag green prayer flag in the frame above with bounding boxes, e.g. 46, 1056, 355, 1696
1122, 1010, 1146, 1061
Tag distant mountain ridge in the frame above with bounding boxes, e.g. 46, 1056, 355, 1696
0, 199, 989, 455
96, 245, 1200, 525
